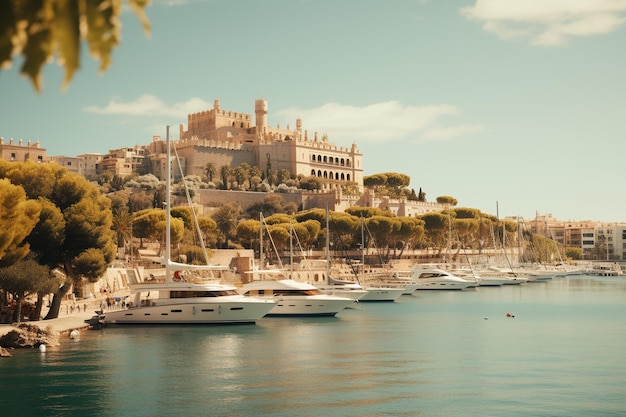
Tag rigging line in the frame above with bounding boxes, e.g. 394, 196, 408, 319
171, 137, 211, 266
260, 213, 284, 270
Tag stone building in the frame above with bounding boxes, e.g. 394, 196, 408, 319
173, 98, 364, 193
526, 212, 626, 261
101, 145, 150, 177
0, 137, 46, 163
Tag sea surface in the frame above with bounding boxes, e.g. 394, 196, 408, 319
2, 274, 626, 417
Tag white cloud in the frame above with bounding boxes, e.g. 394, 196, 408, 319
83, 95, 211, 118
422, 125, 487, 141
460, 0, 626, 46
84, 97, 483, 143
275, 101, 484, 143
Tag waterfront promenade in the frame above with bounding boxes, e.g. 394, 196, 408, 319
0, 297, 108, 338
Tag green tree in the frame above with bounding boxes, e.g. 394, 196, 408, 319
245, 194, 296, 219
417, 187, 426, 202
345, 206, 389, 219
298, 176, 322, 191
220, 165, 232, 190
393, 217, 425, 258
1, 162, 117, 319
363, 174, 387, 188
204, 162, 217, 183
112, 208, 133, 250
133, 208, 184, 254
236, 219, 260, 249
0, 257, 56, 322
365, 215, 401, 261
0, 0, 151, 91
212, 203, 241, 248
0, 178, 41, 267
420, 212, 449, 253
436, 196, 458, 206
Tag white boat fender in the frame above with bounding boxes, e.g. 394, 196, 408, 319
39, 344, 46, 353
70, 329, 80, 339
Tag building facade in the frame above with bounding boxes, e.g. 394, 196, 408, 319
175, 98, 364, 193
527, 212, 626, 261
0, 137, 46, 163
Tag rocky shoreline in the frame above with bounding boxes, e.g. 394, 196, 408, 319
0, 309, 98, 357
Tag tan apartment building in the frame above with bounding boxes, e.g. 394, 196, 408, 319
47, 155, 81, 174
527, 212, 626, 261
0, 137, 46, 163
101, 146, 150, 177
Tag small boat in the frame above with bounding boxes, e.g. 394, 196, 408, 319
239, 273, 356, 316
411, 267, 475, 290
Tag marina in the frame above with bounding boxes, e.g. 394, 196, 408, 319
2, 273, 626, 416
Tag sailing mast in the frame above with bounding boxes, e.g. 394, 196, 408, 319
165, 125, 172, 284
325, 203, 331, 284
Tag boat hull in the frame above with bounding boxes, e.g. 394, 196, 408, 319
359, 287, 406, 301
103, 298, 275, 324
414, 281, 473, 290
264, 296, 356, 316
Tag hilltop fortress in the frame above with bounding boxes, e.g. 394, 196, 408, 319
173, 98, 363, 192
142, 98, 444, 216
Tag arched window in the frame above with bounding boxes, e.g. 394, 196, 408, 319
323, 156, 327, 163
317, 170, 322, 177
346, 160, 351, 167
323, 171, 328, 179
311, 169, 316, 176
317, 155, 322, 162
311, 154, 316, 161
347, 174, 351, 181
341, 173, 345, 180
341, 158, 345, 166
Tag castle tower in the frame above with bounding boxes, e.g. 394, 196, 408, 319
255, 98, 268, 129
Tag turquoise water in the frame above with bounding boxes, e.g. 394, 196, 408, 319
2, 275, 626, 416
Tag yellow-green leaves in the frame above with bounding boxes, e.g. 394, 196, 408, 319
0, 0, 151, 92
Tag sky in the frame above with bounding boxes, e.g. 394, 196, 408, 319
1, 0, 625, 223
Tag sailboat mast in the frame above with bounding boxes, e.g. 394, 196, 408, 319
165, 125, 172, 283
325, 203, 330, 282
259, 212, 264, 270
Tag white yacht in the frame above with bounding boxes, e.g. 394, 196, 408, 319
103, 267, 275, 325
411, 267, 475, 290
103, 127, 275, 325
319, 275, 405, 302
239, 274, 356, 316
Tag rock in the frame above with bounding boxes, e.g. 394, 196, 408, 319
0, 323, 59, 349
0, 346, 12, 357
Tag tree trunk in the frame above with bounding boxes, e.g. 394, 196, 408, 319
44, 282, 71, 320
12, 295, 23, 323
32, 293, 44, 321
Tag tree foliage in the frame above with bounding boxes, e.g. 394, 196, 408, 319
0, 161, 117, 319
0, 0, 151, 91
0, 178, 41, 267
0, 257, 57, 322
436, 196, 458, 206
